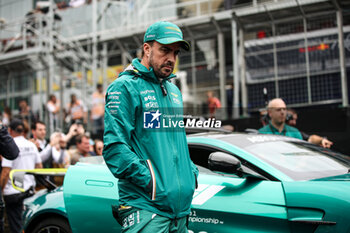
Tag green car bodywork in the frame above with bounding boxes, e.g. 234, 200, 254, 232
22, 133, 350, 233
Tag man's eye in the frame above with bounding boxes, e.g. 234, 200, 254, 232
161, 47, 169, 52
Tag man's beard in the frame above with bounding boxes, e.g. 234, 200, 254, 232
149, 53, 174, 79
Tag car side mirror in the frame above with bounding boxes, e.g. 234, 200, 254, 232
208, 152, 242, 175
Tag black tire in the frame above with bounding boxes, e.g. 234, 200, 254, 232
29, 217, 72, 233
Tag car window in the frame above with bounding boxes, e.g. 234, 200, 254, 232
244, 141, 350, 181
79, 156, 105, 164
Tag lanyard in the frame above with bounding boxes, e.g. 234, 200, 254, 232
269, 124, 286, 136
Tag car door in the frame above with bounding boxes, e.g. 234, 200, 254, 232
188, 144, 291, 233
64, 162, 121, 233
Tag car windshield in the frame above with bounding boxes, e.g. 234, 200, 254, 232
244, 140, 350, 181
79, 156, 105, 165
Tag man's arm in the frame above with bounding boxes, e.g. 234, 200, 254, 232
39, 144, 52, 162
191, 161, 199, 188
0, 167, 11, 192
0, 126, 19, 160
308, 135, 333, 148
103, 80, 151, 190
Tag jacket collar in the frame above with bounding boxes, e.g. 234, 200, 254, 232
120, 58, 176, 83
268, 121, 286, 134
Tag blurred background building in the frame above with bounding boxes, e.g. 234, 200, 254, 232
0, 0, 350, 148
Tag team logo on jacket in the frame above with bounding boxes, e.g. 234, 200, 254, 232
144, 110, 162, 128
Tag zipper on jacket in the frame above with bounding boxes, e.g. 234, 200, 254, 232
160, 82, 167, 96
164, 82, 182, 215
158, 80, 182, 215
146, 159, 156, 200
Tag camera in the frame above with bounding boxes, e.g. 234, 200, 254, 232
75, 119, 83, 125
286, 112, 293, 122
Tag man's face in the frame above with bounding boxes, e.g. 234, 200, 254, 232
95, 141, 103, 155
71, 95, 77, 103
287, 113, 298, 126
33, 123, 46, 140
147, 42, 181, 79
77, 137, 90, 155
19, 100, 27, 109
268, 100, 287, 126
59, 136, 67, 149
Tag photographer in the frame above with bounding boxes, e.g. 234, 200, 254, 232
40, 132, 70, 168
0, 121, 19, 161
64, 121, 85, 150
286, 109, 333, 148
0, 120, 19, 233
0, 118, 42, 233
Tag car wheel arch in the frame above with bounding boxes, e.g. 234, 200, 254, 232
24, 213, 71, 233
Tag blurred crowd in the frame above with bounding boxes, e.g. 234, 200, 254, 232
0, 84, 105, 169
0, 84, 104, 232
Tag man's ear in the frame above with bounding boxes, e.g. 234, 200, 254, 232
143, 43, 151, 57
267, 109, 272, 118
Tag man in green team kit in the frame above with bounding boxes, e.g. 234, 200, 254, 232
103, 21, 198, 232
258, 98, 303, 139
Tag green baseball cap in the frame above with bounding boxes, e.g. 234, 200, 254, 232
143, 21, 190, 51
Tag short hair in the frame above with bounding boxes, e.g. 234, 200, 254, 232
49, 94, 56, 100
10, 118, 24, 133
19, 98, 27, 103
31, 120, 46, 130
141, 41, 154, 58
75, 134, 90, 144
97, 83, 102, 89
93, 139, 103, 153
287, 108, 297, 115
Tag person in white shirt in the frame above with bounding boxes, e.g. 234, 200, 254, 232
40, 132, 70, 168
0, 118, 42, 233
30, 121, 47, 152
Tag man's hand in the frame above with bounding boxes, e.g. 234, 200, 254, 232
321, 138, 333, 149
29, 138, 40, 149
308, 135, 333, 149
0, 167, 11, 192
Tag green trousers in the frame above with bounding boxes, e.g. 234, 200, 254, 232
117, 206, 188, 233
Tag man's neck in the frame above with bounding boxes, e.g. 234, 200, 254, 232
12, 133, 22, 138
140, 58, 149, 70
78, 149, 88, 157
270, 121, 285, 133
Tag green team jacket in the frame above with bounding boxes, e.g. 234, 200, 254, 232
258, 122, 303, 140
103, 58, 198, 219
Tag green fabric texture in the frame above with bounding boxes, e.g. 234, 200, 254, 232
118, 207, 188, 233
258, 122, 303, 140
103, 58, 198, 220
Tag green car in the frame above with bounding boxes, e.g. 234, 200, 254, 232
20, 133, 350, 233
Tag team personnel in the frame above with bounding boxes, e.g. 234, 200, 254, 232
0, 121, 19, 233
0, 121, 19, 161
286, 108, 333, 148
258, 98, 303, 139
0, 118, 42, 233
103, 21, 198, 232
